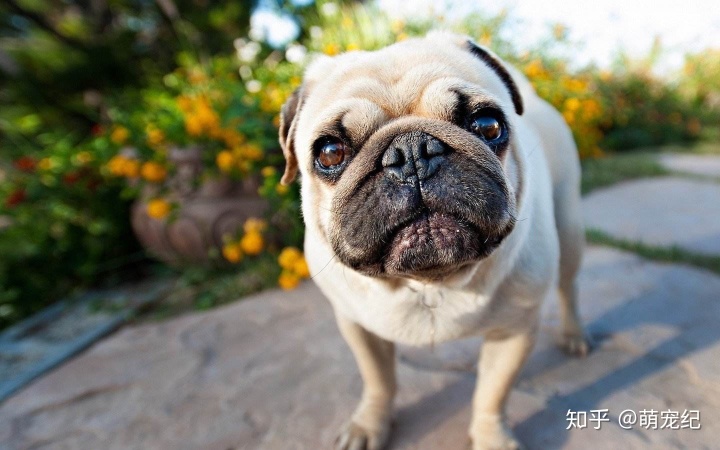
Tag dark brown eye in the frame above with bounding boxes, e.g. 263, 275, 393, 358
317, 140, 347, 168
469, 115, 503, 141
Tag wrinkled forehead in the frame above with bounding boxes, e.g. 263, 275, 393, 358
297, 39, 514, 147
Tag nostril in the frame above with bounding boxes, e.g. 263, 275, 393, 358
382, 146, 404, 167
425, 138, 446, 158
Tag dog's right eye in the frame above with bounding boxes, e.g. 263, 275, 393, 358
316, 139, 348, 169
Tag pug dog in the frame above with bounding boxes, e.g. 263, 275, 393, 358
278, 31, 590, 450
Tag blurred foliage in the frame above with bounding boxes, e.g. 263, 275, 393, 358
1, 0, 719, 328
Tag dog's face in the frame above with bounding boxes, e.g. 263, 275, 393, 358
280, 33, 525, 281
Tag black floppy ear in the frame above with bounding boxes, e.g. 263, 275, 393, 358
278, 87, 305, 185
465, 40, 524, 115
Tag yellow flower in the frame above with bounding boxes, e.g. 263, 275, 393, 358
278, 271, 301, 290
396, 33, 408, 42
177, 95, 193, 112
146, 198, 171, 219
346, 42, 360, 51
480, 32, 492, 45
341, 16, 354, 29
216, 151, 235, 172
184, 114, 204, 137
564, 98, 581, 112
110, 126, 129, 144
278, 247, 303, 270
240, 231, 264, 255
222, 129, 245, 148
146, 128, 165, 147
243, 218, 267, 234
74, 151, 93, 165
390, 19, 405, 34
239, 143, 263, 161
261, 166, 276, 177
276, 184, 289, 195
141, 161, 168, 183
222, 243, 243, 263
292, 257, 310, 278
323, 43, 339, 56
38, 157, 54, 171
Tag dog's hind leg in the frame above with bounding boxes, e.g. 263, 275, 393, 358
553, 183, 591, 357
334, 314, 396, 450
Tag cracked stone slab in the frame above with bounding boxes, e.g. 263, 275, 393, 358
1, 246, 719, 449
582, 177, 720, 256
659, 154, 720, 178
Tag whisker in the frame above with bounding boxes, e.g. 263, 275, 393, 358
310, 253, 338, 281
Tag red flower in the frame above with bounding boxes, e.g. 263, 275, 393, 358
91, 124, 104, 136
13, 157, 36, 173
63, 172, 82, 185
5, 189, 26, 208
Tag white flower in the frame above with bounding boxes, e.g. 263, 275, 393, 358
238, 65, 253, 80
310, 26, 323, 39
285, 44, 307, 63
233, 38, 246, 51
249, 26, 265, 42
321, 2, 338, 16
238, 41, 262, 62
246, 80, 262, 93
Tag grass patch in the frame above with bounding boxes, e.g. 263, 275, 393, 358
586, 228, 720, 276
581, 152, 670, 194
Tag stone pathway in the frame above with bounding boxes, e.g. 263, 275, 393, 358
2, 154, 720, 450
0, 280, 171, 403
659, 153, 720, 178
583, 177, 720, 256
1, 245, 719, 450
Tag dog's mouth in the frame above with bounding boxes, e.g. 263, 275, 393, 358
380, 212, 505, 280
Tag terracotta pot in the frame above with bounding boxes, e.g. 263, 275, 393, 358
130, 146, 268, 265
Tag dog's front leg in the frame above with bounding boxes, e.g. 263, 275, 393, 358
469, 329, 536, 450
335, 313, 396, 450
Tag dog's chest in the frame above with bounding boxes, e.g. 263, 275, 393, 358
319, 274, 497, 346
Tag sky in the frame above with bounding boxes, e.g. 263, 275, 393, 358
377, 0, 720, 73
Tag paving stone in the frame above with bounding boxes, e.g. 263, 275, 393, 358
1, 246, 718, 449
0, 280, 171, 403
659, 153, 720, 178
582, 177, 720, 256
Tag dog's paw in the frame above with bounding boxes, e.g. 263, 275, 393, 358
469, 416, 524, 450
559, 329, 592, 357
335, 420, 390, 450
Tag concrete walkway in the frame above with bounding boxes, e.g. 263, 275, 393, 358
3, 156, 720, 450
583, 177, 720, 256
1, 244, 719, 449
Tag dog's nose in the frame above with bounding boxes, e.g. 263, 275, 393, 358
381, 132, 447, 183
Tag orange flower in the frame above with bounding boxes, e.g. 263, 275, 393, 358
222, 243, 243, 263
141, 161, 168, 183
123, 159, 140, 178
243, 217, 267, 234
146, 198, 171, 219
216, 151, 235, 172
278, 271, 301, 290
323, 43, 339, 56
278, 247, 303, 270
110, 126, 130, 144
292, 258, 310, 278
146, 128, 166, 147
240, 231, 264, 255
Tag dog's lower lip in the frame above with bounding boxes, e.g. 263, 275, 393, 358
382, 212, 481, 276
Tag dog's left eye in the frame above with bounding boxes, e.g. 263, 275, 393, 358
468, 109, 506, 144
